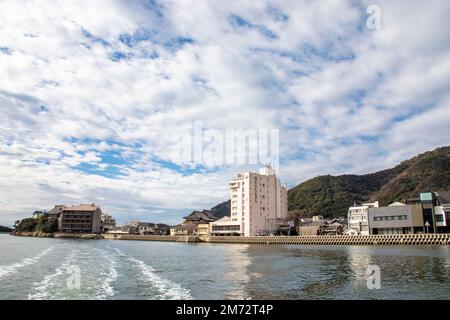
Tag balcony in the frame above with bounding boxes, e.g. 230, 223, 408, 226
229, 182, 240, 189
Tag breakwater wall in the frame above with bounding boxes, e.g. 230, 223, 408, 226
205, 234, 450, 246
104, 234, 199, 242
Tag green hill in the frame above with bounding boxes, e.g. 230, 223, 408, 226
210, 200, 231, 219
288, 146, 450, 218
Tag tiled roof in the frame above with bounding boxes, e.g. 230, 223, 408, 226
48, 205, 65, 215
183, 210, 218, 222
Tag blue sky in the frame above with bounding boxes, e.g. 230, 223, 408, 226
0, 0, 449, 226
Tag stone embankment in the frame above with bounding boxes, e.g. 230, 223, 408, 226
12, 232, 450, 245
104, 234, 199, 242
12, 231, 54, 238
205, 234, 450, 245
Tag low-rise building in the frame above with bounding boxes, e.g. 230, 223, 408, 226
59, 204, 102, 234
171, 210, 219, 236
101, 214, 116, 233
368, 204, 424, 234
296, 218, 322, 236
210, 217, 243, 236
197, 223, 211, 237
432, 191, 450, 233
170, 224, 197, 236
347, 201, 379, 235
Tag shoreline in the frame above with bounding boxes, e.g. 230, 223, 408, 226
10, 232, 450, 246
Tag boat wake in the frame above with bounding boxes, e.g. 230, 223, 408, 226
0, 246, 55, 280
95, 249, 118, 300
28, 250, 78, 300
112, 248, 192, 300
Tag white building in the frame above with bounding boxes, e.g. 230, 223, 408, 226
211, 166, 288, 236
347, 201, 379, 235
101, 213, 116, 233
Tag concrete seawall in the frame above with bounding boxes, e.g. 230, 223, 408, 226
104, 234, 198, 242
204, 234, 450, 246
13, 232, 450, 245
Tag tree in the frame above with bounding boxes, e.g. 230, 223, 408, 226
32, 210, 44, 218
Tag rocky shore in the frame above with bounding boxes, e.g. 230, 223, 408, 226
12, 231, 104, 240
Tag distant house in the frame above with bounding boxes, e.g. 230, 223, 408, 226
183, 210, 218, 225
127, 221, 170, 235
312, 215, 323, 222
343, 228, 358, 236
296, 218, 322, 236
318, 222, 344, 235
170, 224, 197, 236
101, 214, 116, 233
171, 210, 219, 236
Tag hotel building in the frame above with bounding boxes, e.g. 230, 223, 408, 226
211, 166, 288, 236
59, 204, 102, 234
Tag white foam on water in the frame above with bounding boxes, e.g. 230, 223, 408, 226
28, 251, 77, 300
112, 248, 192, 300
0, 246, 55, 279
95, 249, 118, 300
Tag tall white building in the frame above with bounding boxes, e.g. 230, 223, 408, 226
211, 166, 288, 237
347, 201, 379, 235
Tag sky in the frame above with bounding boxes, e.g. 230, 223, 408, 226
0, 0, 449, 227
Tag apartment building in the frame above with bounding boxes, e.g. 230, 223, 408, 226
59, 204, 102, 234
213, 166, 288, 236
347, 201, 379, 235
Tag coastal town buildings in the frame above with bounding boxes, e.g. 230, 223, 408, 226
101, 214, 116, 233
212, 165, 288, 236
171, 210, 218, 236
59, 204, 102, 234
348, 191, 450, 235
127, 221, 171, 235
416, 191, 450, 234
347, 201, 379, 235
